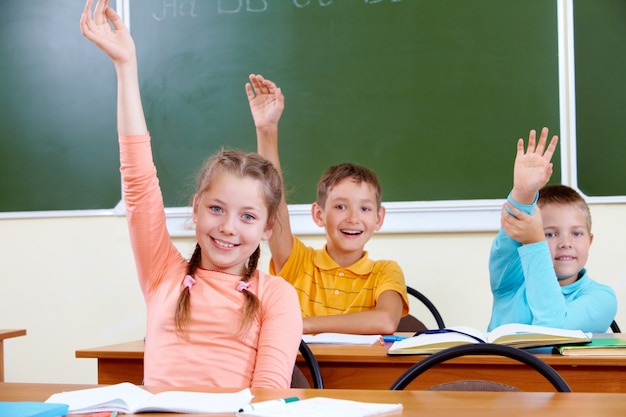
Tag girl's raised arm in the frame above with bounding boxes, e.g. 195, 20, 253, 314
80, 0, 147, 135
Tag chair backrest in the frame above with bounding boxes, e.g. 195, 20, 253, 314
397, 286, 446, 332
291, 339, 324, 389
611, 320, 621, 333
389, 343, 572, 392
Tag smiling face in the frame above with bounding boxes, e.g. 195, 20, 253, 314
540, 202, 593, 286
312, 178, 385, 267
192, 172, 273, 275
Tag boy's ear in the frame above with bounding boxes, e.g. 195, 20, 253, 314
311, 202, 326, 227
374, 205, 386, 231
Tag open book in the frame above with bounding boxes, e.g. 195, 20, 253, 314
556, 337, 626, 356
387, 323, 591, 355
302, 333, 383, 345
237, 397, 402, 417
44, 382, 253, 414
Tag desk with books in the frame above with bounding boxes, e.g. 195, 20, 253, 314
0, 329, 26, 382
76, 334, 626, 392
2, 382, 626, 416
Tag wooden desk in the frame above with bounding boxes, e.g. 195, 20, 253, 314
76, 337, 626, 392
2, 382, 626, 416
0, 329, 26, 382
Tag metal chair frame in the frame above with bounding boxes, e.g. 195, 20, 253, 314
389, 343, 572, 392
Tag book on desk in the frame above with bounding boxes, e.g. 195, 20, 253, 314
44, 382, 253, 414
0, 401, 68, 417
388, 323, 591, 355
556, 337, 626, 356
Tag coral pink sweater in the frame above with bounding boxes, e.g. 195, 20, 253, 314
119, 133, 302, 388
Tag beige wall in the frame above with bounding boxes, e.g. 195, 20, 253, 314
0, 203, 624, 383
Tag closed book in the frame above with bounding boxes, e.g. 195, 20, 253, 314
0, 402, 68, 417
557, 338, 626, 356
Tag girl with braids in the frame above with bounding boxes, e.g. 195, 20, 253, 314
80, 0, 302, 388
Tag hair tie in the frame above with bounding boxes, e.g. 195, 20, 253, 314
183, 275, 196, 290
237, 281, 251, 292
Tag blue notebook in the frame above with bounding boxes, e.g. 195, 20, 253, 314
0, 402, 68, 417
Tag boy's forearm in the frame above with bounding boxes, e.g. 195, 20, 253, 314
303, 311, 400, 335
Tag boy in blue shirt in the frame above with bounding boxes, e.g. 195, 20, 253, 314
489, 128, 617, 333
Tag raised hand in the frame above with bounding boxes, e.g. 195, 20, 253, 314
245, 74, 284, 131
80, 0, 136, 65
512, 127, 559, 204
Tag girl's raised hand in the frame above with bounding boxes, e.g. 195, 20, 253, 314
80, 0, 136, 65
246, 74, 285, 130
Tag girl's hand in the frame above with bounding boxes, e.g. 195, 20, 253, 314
246, 74, 284, 130
80, 0, 136, 65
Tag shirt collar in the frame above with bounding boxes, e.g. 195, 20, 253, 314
313, 245, 375, 275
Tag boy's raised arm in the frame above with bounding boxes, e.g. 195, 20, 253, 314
246, 74, 293, 271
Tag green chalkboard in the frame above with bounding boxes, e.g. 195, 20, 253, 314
1, 0, 563, 212
574, 0, 626, 197
131, 0, 561, 207
0, 0, 120, 212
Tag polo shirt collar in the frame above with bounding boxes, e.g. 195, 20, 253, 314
313, 245, 375, 275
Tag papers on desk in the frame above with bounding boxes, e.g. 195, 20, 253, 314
237, 397, 402, 417
302, 333, 383, 345
44, 382, 253, 414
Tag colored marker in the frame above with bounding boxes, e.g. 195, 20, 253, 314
383, 335, 408, 342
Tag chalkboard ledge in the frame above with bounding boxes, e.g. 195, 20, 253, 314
2, 196, 623, 237
164, 200, 506, 238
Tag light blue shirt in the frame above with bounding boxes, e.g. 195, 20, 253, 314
488, 193, 617, 333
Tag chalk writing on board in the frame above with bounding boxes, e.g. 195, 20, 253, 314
151, 0, 403, 21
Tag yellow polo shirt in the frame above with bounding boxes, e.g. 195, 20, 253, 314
270, 236, 409, 318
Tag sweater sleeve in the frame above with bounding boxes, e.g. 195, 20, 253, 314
488, 192, 536, 295
251, 274, 303, 388
119, 133, 181, 298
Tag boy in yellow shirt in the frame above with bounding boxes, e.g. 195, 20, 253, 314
247, 74, 409, 335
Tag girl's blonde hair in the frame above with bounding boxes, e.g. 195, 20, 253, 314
175, 149, 282, 336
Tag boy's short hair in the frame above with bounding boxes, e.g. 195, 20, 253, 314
538, 184, 592, 231
316, 163, 382, 210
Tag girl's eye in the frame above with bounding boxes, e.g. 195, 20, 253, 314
545, 232, 556, 239
242, 213, 255, 221
573, 231, 584, 237
209, 206, 223, 213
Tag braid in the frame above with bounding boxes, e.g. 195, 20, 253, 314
240, 245, 261, 330
175, 244, 202, 336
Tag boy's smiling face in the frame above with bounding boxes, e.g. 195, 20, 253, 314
540, 202, 593, 286
312, 177, 384, 267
